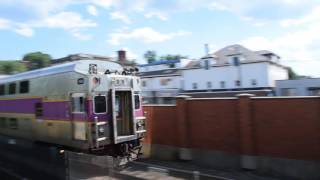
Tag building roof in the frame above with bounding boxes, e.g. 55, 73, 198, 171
184, 60, 201, 68
183, 44, 286, 70
255, 50, 280, 58
213, 44, 275, 63
139, 59, 180, 67
138, 69, 180, 77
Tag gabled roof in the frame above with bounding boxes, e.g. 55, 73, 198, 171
183, 44, 285, 69
255, 50, 280, 58
213, 44, 271, 64
184, 60, 201, 68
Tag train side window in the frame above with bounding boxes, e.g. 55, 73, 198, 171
94, 95, 107, 113
0, 85, 5, 95
8, 83, 16, 94
35, 102, 43, 117
72, 96, 85, 113
0, 117, 6, 128
19, 81, 29, 93
134, 94, 141, 110
9, 118, 18, 129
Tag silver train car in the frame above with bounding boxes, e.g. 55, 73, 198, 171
0, 60, 146, 157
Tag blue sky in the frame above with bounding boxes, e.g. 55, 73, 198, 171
0, 0, 320, 76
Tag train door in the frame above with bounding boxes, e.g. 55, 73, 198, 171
111, 89, 136, 144
70, 93, 87, 141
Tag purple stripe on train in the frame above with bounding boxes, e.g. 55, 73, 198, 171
0, 98, 142, 121
0, 98, 41, 114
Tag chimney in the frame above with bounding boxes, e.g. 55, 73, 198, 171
117, 50, 126, 64
204, 43, 209, 55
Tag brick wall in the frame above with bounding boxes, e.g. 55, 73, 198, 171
143, 96, 320, 162
252, 98, 320, 161
143, 105, 177, 146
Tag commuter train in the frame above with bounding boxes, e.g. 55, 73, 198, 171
0, 60, 146, 158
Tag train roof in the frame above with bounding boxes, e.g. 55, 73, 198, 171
0, 60, 123, 83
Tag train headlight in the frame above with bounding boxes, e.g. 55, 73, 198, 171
136, 118, 145, 130
98, 126, 105, 136
136, 121, 142, 128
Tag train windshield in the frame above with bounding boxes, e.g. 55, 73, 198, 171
134, 94, 140, 109
94, 96, 107, 113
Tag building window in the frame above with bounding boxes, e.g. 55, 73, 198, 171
8, 83, 16, 94
142, 81, 146, 87
235, 80, 241, 87
94, 95, 107, 113
169, 63, 175, 68
204, 60, 209, 70
281, 88, 297, 96
134, 94, 141, 110
19, 80, 29, 93
207, 81, 212, 89
232, 57, 240, 66
220, 81, 225, 88
192, 83, 198, 90
72, 96, 85, 113
308, 88, 320, 96
0, 85, 5, 95
251, 79, 257, 86
160, 78, 171, 86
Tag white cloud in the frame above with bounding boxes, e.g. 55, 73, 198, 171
0, 18, 11, 29
70, 30, 93, 41
0, 18, 33, 37
0, 1, 97, 39
280, 6, 320, 27
241, 6, 320, 76
29, 11, 97, 40
208, 2, 229, 11
87, 5, 99, 16
144, 12, 168, 21
91, 0, 115, 9
110, 11, 131, 24
14, 25, 34, 37
38, 11, 97, 29
108, 27, 191, 45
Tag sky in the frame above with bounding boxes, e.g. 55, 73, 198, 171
0, 0, 320, 76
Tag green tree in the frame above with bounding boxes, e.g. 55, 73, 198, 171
288, 67, 299, 79
144, 50, 157, 64
160, 54, 187, 60
0, 61, 27, 75
23, 52, 52, 70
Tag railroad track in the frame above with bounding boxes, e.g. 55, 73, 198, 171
124, 161, 234, 180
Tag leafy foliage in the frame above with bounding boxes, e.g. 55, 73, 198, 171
160, 54, 187, 60
23, 52, 52, 70
0, 61, 27, 75
144, 50, 157, 64
288, 67, 299, 80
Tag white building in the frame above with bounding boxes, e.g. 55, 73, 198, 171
138, 59, 188, 104
138, 44, 289, 103
275, 78, 320, 96
181, 44, 289, 97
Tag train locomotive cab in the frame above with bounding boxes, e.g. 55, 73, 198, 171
84, 65, 146, 158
